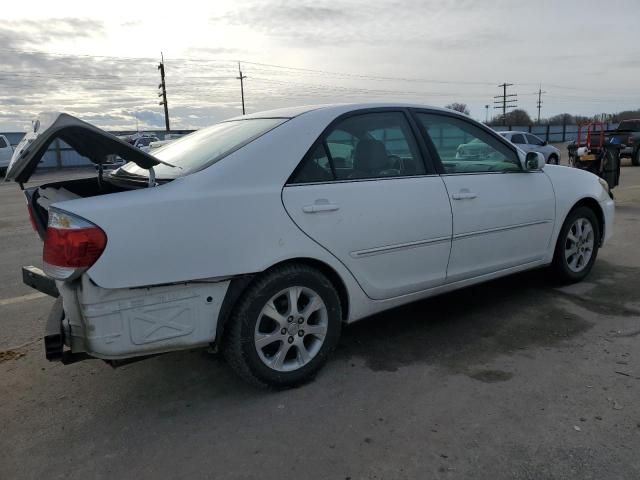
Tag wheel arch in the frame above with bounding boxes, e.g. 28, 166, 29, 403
569, 197, 605, 244
215, 257, 350, 345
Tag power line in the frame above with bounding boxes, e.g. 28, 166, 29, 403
536, 85, 547, 124
157, 52, 170, 131
494, 83, 517, 126
236, 62, 247, 115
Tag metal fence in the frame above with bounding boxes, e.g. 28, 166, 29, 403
491, 123, 619, 143
1, 122, 621, 169
1, 130, 195, 169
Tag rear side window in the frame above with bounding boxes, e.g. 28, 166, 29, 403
0, 137, 7, 148
289, 112, 425, 184
510, 133, 526, 144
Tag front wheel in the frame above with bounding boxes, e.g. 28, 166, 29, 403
222, 264, 342, 388
632, 148, 640, 166
548, 154, 559, 165
551, 206, 600, 284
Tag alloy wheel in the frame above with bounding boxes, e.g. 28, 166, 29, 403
564, 217, 595, 273
254, 286, 328, 372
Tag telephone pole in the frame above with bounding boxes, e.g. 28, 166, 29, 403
484, 104, 489, 123
236, 62, 247, 115
157, 52, 170, 132
536, 85, 547, 124
493, 83, 517, 126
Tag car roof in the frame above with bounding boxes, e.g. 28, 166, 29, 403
501, 130, 530, 135
224, 102, 454, 122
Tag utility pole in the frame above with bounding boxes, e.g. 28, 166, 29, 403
493, 83, 517, 126
236, 62, 247, 115
485, 104, 489, 123
536, 85, 547, 124
157, 52, 170, 132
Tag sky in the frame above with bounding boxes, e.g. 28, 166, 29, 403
1, 0, 639, 131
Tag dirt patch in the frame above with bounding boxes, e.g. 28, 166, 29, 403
0, 350, 25, 363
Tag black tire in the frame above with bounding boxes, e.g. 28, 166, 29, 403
632, 148, 640, 166
548, 154, 559, 165
222, 264, 342, 388
551, 206, 600, 284
0, 167, 6, 177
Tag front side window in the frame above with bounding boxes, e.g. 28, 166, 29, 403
526, 134, 545, 146
510, 133, 526, 144
289, 112, 425, 183
416, 113, 520, 174
0, 137, 7, 148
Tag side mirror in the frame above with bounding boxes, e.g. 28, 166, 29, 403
525, 151, 545, 170
542, 140, 548, 146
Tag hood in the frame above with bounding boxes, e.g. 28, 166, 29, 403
5, 112, 171, 184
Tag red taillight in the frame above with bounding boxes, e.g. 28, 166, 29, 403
43, 209, 106, 280
27, 204, 38, 232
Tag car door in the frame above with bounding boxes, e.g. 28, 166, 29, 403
510, 132, 529, 152
282, 110, 453, 300
414, 111, 555, 282
525, 133, 548, 158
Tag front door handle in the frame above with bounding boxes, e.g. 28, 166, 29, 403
302, 200, 340, 213
451, 191, 477, 200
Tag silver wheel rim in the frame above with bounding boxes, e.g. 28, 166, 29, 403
564, 217, 595, 273
254, 286, 328, 372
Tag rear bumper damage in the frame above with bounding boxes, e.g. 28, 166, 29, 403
22, 265, 230, 366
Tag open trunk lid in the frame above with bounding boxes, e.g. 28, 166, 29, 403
5, 112, 171, 184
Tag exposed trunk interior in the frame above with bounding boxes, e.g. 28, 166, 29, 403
27, 176, 134, 239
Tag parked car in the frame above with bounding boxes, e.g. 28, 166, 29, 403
499, 131, 561, 164
6, 105, 614, 387
0, 134, 13, 176
133, 136, 159, 150
603, 119, 640, 166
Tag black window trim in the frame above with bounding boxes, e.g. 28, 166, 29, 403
408, 108, 524, 175
286, 107, 438, 186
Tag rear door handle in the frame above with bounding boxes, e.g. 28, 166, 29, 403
302, 202, 340, 213
451, 191, 477, 200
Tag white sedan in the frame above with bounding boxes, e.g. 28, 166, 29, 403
6, 104, 614, 387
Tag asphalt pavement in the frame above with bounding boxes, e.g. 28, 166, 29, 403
1, 161, 639, 480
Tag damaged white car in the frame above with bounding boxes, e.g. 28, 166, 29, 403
7, 104, 614, 387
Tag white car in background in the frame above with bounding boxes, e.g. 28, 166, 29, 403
6, 104, 614, 387
0, 134, 13, 176
500, 131, 561, 164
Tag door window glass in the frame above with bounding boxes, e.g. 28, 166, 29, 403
289, 112, 425, 184
510, 133, 526, 144
416, 113, 520, 174
526, 134, 545, 146
0, 137, 7, 148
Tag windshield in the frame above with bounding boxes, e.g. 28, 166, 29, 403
117, 118, 286, 179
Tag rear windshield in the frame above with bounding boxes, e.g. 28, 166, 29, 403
117, 118, 286, 180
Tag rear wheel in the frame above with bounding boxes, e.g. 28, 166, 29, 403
551, 206, 600, 284
548, 154, 559, 165
222, 264, 342, 388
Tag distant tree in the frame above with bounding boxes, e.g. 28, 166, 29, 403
504, 109, 533, 125
547, 113, 574, 125
445, 102, 470, 115
612, 109, 640, 122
